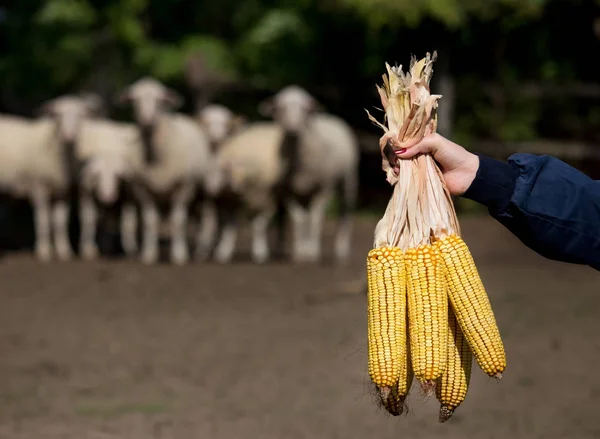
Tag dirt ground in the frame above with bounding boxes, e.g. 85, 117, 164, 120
0, 214, 599, 439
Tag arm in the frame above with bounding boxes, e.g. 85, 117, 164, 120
463, 153, 600, 271
394, 133, 600, 271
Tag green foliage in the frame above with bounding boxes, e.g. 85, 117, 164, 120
236, 8, 314, 88
334, 0, 547, 30
0, 0, 597, 214
135, 36, 239, 82
35, 0, 96, 27
106, 2, 146, 47
0, 0, 596, 149
500, 98, 540, 142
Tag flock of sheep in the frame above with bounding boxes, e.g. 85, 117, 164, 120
0, 78, 360, 266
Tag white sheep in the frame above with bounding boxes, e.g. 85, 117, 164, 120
76, 119, 144, 260
0, 94, 102, 261
192, 103, 248, 260
258, 85, 359, 265
204, 121, 288, 264
116, 77, 213, 265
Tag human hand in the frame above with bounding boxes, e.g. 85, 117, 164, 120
393, 133, 480, 196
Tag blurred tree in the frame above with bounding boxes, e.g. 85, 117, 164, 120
0, 0, 598, 140
0, 0, 598, 218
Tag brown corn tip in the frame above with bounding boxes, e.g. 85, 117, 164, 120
435, 307, 472, 423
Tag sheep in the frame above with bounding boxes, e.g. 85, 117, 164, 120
35, 95, 144, 261
196, 104, 294, 263
0, 94, 102, 261
76, 119, 144, 260
204, 122, 289, 264
116, 77, 213, 265
192, 103, 248, 260
257, 85, 359, 265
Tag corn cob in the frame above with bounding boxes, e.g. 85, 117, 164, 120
405, 243, 448, 391
379, 308, 413, 416
435, 234, 506, 378
435, 307, 472, 423
366, 246, 407, 389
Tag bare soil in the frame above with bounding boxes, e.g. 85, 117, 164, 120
0, 215, 599, 439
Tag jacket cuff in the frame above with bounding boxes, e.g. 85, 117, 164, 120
462, 153, 519, 213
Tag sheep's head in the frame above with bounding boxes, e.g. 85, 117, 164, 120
116, 77, 183, 130
82, 155, 129, 205
258, 85, 322, 134
39, 94, 103, 145
196, 104, 247, 148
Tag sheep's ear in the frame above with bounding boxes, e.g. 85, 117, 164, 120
81, 93, 104, 116
258, 98, 274, 117
194, 109, 207, 126
36, 99, 57, 116
114, 88, 132, 106
230, 114, 247, 131
162, 88, 183, 109
308, 96, 324, 113
195, 114, 206, 128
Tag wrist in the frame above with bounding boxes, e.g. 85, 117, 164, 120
462, 153, 518, 212
460, 152, 479, 193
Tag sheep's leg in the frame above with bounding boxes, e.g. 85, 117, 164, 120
120, 202, 138, 257
333, 211, 353, 266
214, 209, 239, 264
79, 192, 99, 260
53, 199, 73, 261
31, 185, 52, 262
273, 199, 287, 259
251, 207, 275, 264
169, 185, 193, 265
195, 199, 218, 262
334, 172, 357, 265
140, 199, 160, 265
304, 190, 331, 263
287, 199, 310, 263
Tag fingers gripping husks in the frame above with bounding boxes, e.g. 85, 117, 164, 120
436, 234, 506, 378
435, 308, 472, 423
367, 247, 407, 389
406, 244, 448, 390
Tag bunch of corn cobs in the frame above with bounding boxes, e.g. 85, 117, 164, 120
365, 52, 507, 423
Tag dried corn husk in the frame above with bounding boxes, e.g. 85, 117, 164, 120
366, 51, 460, 249
365, 53, 505, 422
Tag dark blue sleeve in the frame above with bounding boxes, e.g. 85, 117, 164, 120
462, 153, 600, 271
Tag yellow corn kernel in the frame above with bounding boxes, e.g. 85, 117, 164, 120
435, 234, 506, 378
366, 246, 407, 389
435, 307, 472, 423
397, 337, 414, 396
405, 243, 448, 390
